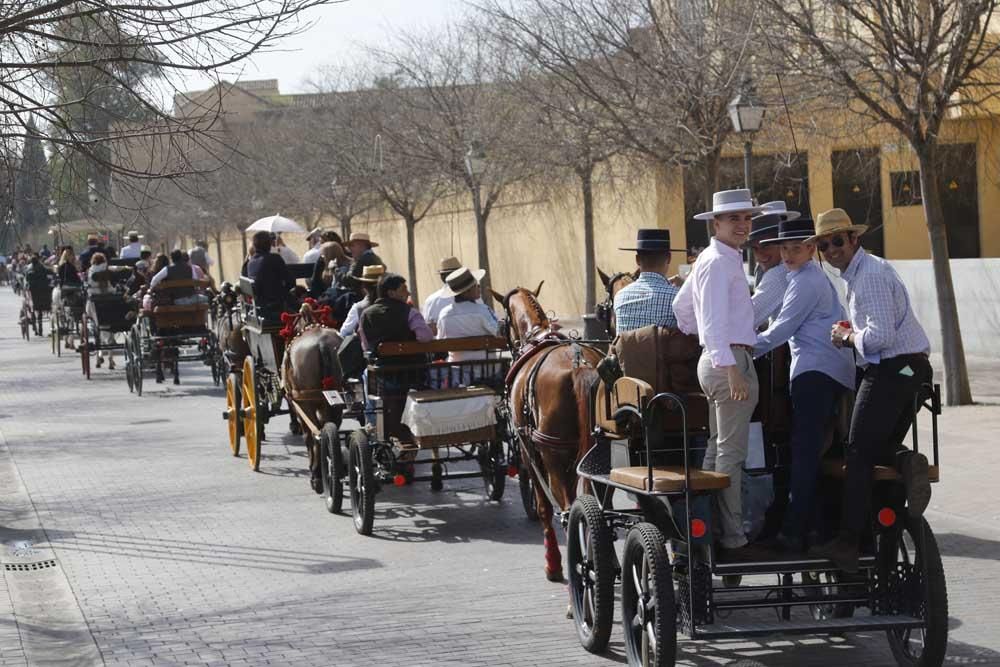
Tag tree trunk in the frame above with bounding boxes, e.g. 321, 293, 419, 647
239, 226, 248, 262
340, 217, 353, 241
213, 232, 225, 282
702, 149, 722, 242
579, 165, 597, 313
472, 185, 493, 308
405, 215, 419, 305
916, 147, 973, 405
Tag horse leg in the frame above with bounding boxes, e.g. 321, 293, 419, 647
532, 452, 567, 582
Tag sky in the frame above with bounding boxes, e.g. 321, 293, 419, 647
210, 0, 467, 94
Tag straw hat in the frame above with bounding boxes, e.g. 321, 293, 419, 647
348, 231, 379, 248
760, 218, 816, 245
442, 267, 486, 297
356, 264, 386, 284
438, 256, 462, 274
693, 189, 763, 220
805, 208, 868, 243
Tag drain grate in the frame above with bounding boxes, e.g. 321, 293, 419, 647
4, 560, 57, 572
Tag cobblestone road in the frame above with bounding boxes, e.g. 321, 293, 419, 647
0, 289, 998, 666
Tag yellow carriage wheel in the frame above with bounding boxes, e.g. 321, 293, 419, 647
225, 373, 242, 457
241, 356, 262, 471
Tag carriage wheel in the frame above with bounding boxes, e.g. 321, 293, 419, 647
226, 372, 242, 457
622, 522, 677, 667
881, 515, 948, 667
348, 430, 375, 535
124, 332, 135, 393
567, 495, 615, 654
133, 332, 144, 396
806, 571, 857, 621
241, 356, 263, 471
80, 315, 91, 379
54, 311, 62, 357
519, 465, 539, 521
478, 441, 506, 501
320, 423, 344, 514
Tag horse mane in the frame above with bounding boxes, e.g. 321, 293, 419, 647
508, 287, 548, 327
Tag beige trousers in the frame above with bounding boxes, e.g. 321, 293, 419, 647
697, 347, 759, 548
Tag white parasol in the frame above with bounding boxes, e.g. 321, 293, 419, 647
246, 214, 305, 233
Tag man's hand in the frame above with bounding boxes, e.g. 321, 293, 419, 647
726, 365, 750, 401
831, 322, 852, 348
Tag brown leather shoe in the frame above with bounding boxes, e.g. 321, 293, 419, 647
808, 534, 860, 574
898, 451, 931, 518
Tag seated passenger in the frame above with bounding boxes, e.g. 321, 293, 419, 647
242, 231, 295, 320
85, 253, 120, 369
359, 273, 432, 359
339, 265, 384, 337
24, 254, 54, 296
149, 249, 208, 305
752, 219, 855, 553
436, 266, 499, 386
422, 256, 463, 336
309, 241, 350, 298
613, 229, 685, 334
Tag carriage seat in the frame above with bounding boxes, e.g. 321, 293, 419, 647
822, 459, 940, 483
152, 304, 210, 332
595, 376, 708, 437
609, 466, 730, 493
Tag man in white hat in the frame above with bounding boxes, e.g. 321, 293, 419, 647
422, 256, 464, 335
347, 232, 384, 282
807, 208, 932, 572
673, 188, 767, 561
120, 231, 143, 259
436, 267, 498, 362
301, 228, 324, 264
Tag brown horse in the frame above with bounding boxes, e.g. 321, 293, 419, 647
596, 268, 636, 338
492, 284, 604, 582
281, 304, 345, 493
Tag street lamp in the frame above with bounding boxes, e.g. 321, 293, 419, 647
48, 199, 64, 247
464, 140, 486, 181
728, 78, 766, 194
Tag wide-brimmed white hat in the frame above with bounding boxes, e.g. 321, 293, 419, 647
348, 232, 379, 248
442, 267, 486, 297
755, 201, 801, 221
693, 189, 763, 220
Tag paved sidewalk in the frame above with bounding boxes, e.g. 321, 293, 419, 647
0, 289, 998, 666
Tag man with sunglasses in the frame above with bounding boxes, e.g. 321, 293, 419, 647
807, 208, 933, 573
675, 189, 768, 562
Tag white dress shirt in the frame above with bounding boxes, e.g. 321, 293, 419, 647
302, 246, 321, 264
119, 242, 142, 259
339, 296, 370, 337
422, 284, 454, 328
275, 245, 299, 265
436, 300, 499, 362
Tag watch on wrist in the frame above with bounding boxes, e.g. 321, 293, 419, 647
842, 332, 853, 348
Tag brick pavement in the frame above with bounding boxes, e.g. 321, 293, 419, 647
0, 289, 998, 666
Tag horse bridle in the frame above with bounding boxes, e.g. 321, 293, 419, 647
596, 271, 635, 336
497, 288, 556, 360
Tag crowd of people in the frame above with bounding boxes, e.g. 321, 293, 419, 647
612, 188, 933, 572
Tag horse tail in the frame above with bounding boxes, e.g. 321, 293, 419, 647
571, 362, 599, 460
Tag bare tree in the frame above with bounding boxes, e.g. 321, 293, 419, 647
369, 22, 534, 306
760, 0, 1000, 404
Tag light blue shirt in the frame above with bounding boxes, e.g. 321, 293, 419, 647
841, 249, 930, 366
754, 261, 856, 390
751, 263, 789, 329
613, 272, 678, 333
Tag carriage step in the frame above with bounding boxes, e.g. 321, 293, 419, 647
692, 614, 923, 640
713, 554, 876, 576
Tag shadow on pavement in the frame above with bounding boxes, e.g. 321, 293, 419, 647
936, 532, 1000, 562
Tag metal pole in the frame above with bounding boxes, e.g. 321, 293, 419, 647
744, 139, 757, 276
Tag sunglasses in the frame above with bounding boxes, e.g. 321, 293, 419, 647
817, 234, 850, 253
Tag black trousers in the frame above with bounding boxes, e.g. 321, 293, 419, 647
843, 353, 932, 536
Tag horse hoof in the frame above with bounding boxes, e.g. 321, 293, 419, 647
310, 476, 323, 494
566, 604, 574, 619
545, 567, 564, 583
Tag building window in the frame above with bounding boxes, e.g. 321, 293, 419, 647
890, 171, 923, 207
833, 148, 884, 257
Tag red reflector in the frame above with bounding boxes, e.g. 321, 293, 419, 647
393, 474, 407, 487
690, 518, 707, 539
878, 507, 896, 527
156, 340, 164, 348
507, 465, 518, 478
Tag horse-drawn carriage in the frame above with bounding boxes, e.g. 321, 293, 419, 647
18, 270, 53, 340
325, 336, 516, 535
124, 278, 223, 395
79, 259, 137, 378
51, 283, 86, 357
564, 349, 945, 667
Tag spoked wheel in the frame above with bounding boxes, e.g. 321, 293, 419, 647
320, 423, 344, 514
132, 333, 144, 396
478, 441, 506, 501
241, 356, 263, 471
54, 311, 62, 357
567, 494, 615, 653
880, 515, 948, 667
348, 430, 376, 535
806, 571, 857, 620
225, 372, 242, 456
80, 315, 91, 379
50, 313, 57, 355
124, 332, 135, 393
519, 465, 539, 521
622, 522, 677, 667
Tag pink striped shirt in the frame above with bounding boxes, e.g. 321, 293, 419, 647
672, 238, 756, 367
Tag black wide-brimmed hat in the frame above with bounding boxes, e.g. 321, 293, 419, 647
619, 228, 686, 253
760, 218, 816, 245
747, 213, 782, 244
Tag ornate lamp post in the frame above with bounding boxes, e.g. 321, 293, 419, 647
729, 78, 766, 271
